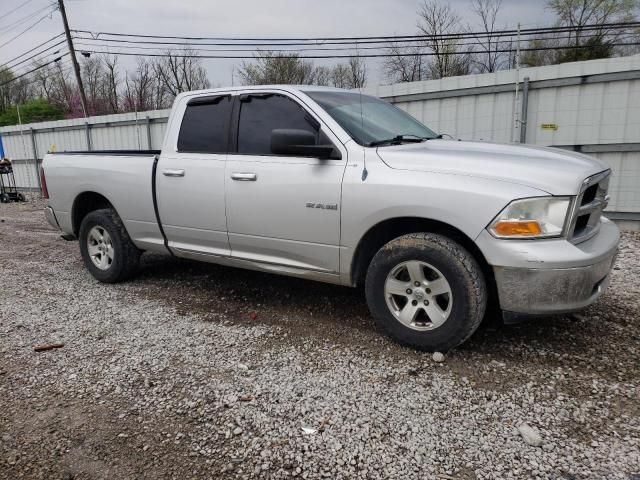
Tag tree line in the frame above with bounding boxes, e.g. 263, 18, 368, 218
0, 0, 637, 126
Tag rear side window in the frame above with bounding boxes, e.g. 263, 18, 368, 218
177, 96, 231, 153
237, 94, 318, 155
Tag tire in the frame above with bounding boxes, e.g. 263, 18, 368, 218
17, 193, 26, 202
365, 233, 487, 351
0, 193, 9, 203
78, 208, 141, 283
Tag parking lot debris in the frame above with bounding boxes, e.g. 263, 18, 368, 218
432, 352, 445, 363
517, 423, 543, 447
33, 343, 64, 352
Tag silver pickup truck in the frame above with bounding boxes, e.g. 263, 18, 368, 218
42, 86, 619, 351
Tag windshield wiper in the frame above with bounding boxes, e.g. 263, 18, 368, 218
368, 134, 431, 147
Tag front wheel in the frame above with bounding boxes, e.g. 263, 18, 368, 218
78, 208, 141, 283
365, 233, 487, 351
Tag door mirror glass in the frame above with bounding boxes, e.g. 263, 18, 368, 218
271, 129, 340, 160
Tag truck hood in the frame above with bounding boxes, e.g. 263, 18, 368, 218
375, 140, 609, 195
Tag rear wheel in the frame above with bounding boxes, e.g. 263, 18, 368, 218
78, 208, 141, 283
365, 233, 487, 351
17, 193, 26, 202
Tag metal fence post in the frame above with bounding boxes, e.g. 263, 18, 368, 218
30, 127, 42, 191
146, 116, 152, 150
519, 76, 530, 144
85, 122, 92, 151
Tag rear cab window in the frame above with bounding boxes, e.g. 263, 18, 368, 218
177, 95, 232, 153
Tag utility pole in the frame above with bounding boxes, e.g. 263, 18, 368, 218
58, 0, 88, 118
512, 22, 521, 143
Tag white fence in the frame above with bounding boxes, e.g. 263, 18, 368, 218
1, 56, 639, 221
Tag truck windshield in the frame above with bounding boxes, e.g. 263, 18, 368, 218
305, 90, 438, 147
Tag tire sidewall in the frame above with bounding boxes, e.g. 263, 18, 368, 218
79, 210, 127, 283
366, 234, 485, 351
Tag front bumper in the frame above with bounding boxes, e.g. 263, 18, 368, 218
477, 218, 619, 315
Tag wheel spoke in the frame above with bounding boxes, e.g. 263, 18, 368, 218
88, 244, 100, 256
428, 278, 450, 296
386, 278, 411, 296
398, 303, 420, 326
424, 302, 448, 328
405, 261, 425, 284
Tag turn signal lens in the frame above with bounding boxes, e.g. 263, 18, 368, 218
493, 221, 542, 237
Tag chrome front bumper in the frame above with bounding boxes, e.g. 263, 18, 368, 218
44, 206, 60, 230
478, 218, 620, 316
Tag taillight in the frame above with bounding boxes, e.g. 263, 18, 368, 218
40, 166, 49, 199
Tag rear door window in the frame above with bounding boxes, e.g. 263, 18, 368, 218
177, 96, 231, 153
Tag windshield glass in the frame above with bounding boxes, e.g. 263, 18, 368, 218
305, 90, 437, 146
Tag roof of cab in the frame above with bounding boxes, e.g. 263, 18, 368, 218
175, 84, 353, 100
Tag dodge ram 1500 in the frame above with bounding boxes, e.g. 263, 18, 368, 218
42, 86, 619, 351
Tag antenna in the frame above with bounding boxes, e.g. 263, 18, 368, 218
355, 40, 368, 181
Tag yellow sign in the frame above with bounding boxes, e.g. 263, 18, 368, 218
541, 123, 559, 131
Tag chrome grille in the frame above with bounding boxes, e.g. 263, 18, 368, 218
567, 170, 611, 244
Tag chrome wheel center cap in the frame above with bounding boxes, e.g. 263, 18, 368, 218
414, 290, 425, 300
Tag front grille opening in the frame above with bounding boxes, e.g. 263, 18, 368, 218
581, 184, 598, 205
573, 214, 590, 236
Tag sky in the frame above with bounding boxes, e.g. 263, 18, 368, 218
1, 0, 556, 87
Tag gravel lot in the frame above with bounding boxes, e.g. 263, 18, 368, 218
1, 197, 639, 480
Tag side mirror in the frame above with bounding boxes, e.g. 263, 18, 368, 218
271, 129, 340, 160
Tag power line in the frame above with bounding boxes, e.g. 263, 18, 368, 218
3, 39, 67, 71
72, 30, 637, 56
0, 33, 65, 67
0, 3, 58, 33
0, 10, 58, 50
13, 60, 74, 87
78, 41, 640, 60
71, 21, 640, 43
70, 23, 640, 49
0, 0, 35, 19
0, 52, 69, 87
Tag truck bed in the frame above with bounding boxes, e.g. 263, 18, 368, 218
43, 150, 164, 251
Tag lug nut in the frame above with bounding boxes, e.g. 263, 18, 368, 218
414, 281, 420, 287
426, 288, 431, 294
423, 300, 429, 306
406, 288, 412, 294
411, 300, 418, 306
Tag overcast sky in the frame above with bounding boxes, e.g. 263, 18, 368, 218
1, 0, 555, 86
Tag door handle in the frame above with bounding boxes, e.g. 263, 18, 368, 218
231, 172, 257, 181
162, 169, 185, 177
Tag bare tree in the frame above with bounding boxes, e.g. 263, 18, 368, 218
238, 51, 317, 85
471, 0, 507, 72
524, 0, 640, 66
152, 49, 210, 100
418, 0, 472, 79
314, 65, 332, 86
347, 56, 367, 88
123, 58, 157, 112
383, 43, 426, 83
101, 55, 120, 113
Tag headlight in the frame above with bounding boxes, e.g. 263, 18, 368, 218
489, 197, 572, 239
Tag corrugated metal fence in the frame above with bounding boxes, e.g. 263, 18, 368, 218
1, 56, 639, 221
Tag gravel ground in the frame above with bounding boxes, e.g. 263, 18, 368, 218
1, 197, 639, 480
